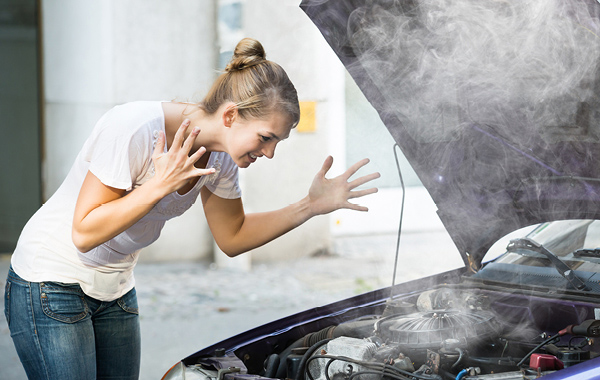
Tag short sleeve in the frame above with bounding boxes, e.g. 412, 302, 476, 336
82, 106, 152, 191
205, 153, 242, 199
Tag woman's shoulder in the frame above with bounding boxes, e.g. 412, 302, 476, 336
107, 101, 164, 121
92, 101, 165, 138
82, 101, 165, 164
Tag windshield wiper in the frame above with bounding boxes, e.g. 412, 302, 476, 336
506, 238, 590, 291
574, 249, 600, 259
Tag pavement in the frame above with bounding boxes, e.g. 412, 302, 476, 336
0, 231, 464, 379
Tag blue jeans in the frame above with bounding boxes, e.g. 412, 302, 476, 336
4, 267, 141, 379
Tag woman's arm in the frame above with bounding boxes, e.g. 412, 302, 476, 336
72, 120, 213, 253
201, 156, 380, 257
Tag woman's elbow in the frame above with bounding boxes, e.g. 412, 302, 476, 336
217, 242, 246, 258
71, 229, 95, 253
221, 248, 245, 258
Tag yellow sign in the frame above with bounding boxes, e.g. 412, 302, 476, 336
297, 101, 316, 133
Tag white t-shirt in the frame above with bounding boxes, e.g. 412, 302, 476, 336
11, 101, 241, 301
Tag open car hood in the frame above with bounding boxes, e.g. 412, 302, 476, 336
301, 0, 600, 269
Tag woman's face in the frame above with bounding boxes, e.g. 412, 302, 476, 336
227, 111, 292, 168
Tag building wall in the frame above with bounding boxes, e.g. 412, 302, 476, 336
0, 0, 42, 252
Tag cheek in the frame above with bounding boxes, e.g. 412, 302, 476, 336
233, 139, 256, 157
242, 137, 261, 151
230, 131, 260, 155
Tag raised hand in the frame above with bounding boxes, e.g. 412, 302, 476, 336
151, 119, 215, 195
307, 156, 380, 216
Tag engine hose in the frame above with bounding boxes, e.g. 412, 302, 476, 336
451, 348, 465, 370
275, 319, 378, 379
304, 326, 337, 347
297, 339, 333, 380
275, 339, 305, 378
263, 354, 280, 378
455, 369, 468, 380
332, 319, 380, 339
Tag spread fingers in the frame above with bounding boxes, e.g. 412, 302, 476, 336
348, 172, 381, 189
349, 187, 378, 199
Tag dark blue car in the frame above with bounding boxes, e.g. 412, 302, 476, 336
163, 1, 600, 379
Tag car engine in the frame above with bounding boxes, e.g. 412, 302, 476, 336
272, 289, 597, 380
167, 286, 600, 380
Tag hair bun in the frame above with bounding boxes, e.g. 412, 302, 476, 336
225, 38, 266, 72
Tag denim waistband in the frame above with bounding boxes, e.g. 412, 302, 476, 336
7, 266, 84, 289
7, 266, 32, 286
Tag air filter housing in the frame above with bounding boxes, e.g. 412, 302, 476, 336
379, 310, 499, 349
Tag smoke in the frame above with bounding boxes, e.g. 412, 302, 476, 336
300, 0, 600, 260
345, 0, 600, 143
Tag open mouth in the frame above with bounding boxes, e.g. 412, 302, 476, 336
249, 153, 258, 163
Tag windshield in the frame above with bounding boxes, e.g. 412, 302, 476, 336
474, 220, 600, 292
495, 220, 600, 272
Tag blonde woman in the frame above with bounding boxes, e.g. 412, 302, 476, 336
4, 38, 379, 379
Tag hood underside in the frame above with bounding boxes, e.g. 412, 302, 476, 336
301, 0, 600, 268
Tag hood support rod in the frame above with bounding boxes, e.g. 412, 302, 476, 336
390, 144, 406, 299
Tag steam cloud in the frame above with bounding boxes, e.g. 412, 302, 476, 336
301, 0, 600, 259
346, 0, 600, 143
297, 0, 600, 260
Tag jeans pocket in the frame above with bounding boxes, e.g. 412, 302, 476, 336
117, 288, 139, 315
40, 282, 89, 323
4, 280, 10, 326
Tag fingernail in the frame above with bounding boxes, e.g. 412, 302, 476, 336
183, 119, 190, 125
193, 127, 200, 134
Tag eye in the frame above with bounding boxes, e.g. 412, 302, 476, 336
260, 135, 271, 142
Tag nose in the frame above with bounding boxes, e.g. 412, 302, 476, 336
262, 142, 276, 159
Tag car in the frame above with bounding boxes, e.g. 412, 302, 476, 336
162, 0, 600, 379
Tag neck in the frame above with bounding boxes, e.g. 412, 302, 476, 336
162, 102, 226, 153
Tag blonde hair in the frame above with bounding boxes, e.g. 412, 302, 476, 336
199, 38, 300, 128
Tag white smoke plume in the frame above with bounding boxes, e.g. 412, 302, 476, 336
346, 0, 600, 143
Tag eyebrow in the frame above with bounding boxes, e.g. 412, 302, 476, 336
267, 132, 287, 141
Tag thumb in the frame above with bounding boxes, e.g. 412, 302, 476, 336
319, 156, 334, 177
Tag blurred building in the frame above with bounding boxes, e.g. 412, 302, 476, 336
1, 0, 441, 267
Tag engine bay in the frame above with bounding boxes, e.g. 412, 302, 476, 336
174, 285, 600, 380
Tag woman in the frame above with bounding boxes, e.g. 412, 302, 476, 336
4, 38, 379, 379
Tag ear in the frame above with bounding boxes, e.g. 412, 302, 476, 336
222, 103, 238, 128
